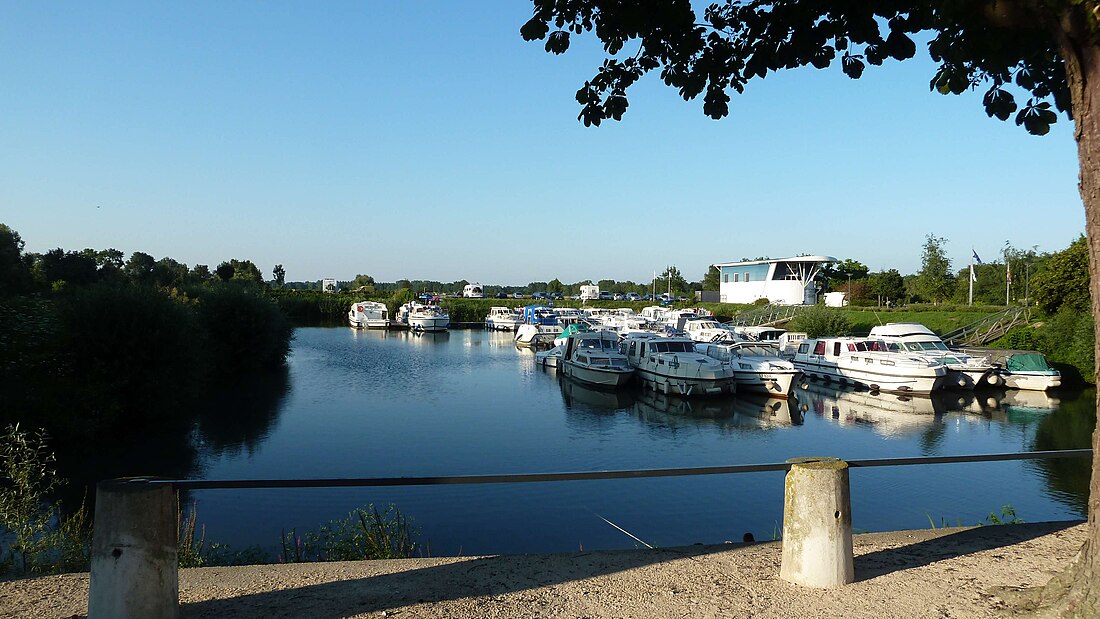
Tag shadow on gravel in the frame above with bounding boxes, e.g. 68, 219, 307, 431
181, 543, 736, 618
855, 520, 1082, 582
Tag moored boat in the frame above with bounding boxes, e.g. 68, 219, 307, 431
957, 347, 1062, 391
485, 306, 522, 331
348, 301, 391, 329
792, 336, 946, 394
621, 332, 736, 396
869, 323, 999, 389
398, 302, 450, 332
560, 331, 634, 389
514, 305, 563, 348
696, 341, 800, 397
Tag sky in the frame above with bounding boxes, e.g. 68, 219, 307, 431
0, 2, 1085, 285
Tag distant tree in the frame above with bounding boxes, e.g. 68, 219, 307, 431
226, 259, 263, 284
659, 266, 689, 296
126, 252, 156, 285
349, 273, 374, 292
214, 261, 235, 282
95, 248, 125, 271
190, 264, 212, 283
866, 269, 906, 305
273, 264, 286, 288
1033, 235, 1090, 315
822, 259, 869, 291
913, 234, 954, 304
547, 278, 564, 294
0, 224, 32, 295
36, 248, 98, 288
152, 257, 188, 289
702, 265, 720, 291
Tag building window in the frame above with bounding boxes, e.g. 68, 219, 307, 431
733, 273, 739, 283
723, 274, 728, 283
744, 272, 751, 283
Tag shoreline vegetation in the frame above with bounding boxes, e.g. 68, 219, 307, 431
0, 223, 1094, 577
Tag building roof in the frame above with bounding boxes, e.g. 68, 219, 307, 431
712, 256, 837, 268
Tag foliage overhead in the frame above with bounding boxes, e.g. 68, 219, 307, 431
521, 1, 1070, 134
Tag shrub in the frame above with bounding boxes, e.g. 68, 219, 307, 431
787, 307, 853, 338
192, 285, 293, 377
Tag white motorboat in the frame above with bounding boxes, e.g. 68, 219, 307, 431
514, 305, 563, 348
348, 301, 391, 329
792, 337, 946, 394
398, 302, 450, 332
560, 331, 634, 389
462, 282, 485, 298
869, 323, 1000, 389
732, 326, 788, 344
682, 317, 738, 343
535, 344, 564, 368
621, 333, 736, 396
696, 341, 800, 397
485, 306, 522, 331
957, 347, 1062, 391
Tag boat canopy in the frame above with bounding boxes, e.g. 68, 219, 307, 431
1006, 353, 1057, 374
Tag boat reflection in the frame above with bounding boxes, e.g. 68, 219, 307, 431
631, 390, 800, 430
928, 388, 1061, 418
559, 376, 637, 411
401, 330, 450, 345
794, 381, 946, 437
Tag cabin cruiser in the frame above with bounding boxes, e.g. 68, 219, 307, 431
682, 317, 738, 343
561, 331, 635, 389
696, 341, 800, 397
792, 337, 946, 394
620, 333, 736, 396
348, 301, 391, 329
869, 323, 999, 389
485, 306, 522, 331
956, 347, 1062, 391
514, 305, 564, 348
398, 302, 450, 332
535, 345, 564, 368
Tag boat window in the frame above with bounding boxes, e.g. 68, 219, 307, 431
832, 342, 841, 356
887, 343, 901, 351
639, 342, 646, 357
934, 342, 949, 351
848, 343, 857, 352
629, 341, 637, 357
813, 341, 825, 355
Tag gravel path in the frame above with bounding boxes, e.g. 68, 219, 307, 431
0, 521, 1086, 618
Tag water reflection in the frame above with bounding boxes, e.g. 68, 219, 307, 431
794, 381, 946, 438
631, 390, 800, 432
1031, 388, 1095, 514
560, 376, 637, 412
194, 366, 292, 458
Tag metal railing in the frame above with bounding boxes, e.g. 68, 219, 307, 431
941, 306, 1031, 346
146, 449, 1092, 491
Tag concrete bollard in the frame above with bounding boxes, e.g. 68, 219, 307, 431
779, 457, 854, 588
88, 478, 179, 618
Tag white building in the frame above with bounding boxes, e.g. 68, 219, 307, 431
713, 256, 836, 305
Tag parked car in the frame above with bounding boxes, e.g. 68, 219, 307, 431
626, 292, 641, 301
613, 293, 625, 300
532, 292, 547, 300
642, 294, 654, 301
495, 292, 509, 299
550, 292, 563, 300
512, 292, 524, 298
598, 291, 614, 300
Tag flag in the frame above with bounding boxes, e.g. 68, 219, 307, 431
972, 249, 982, 265
1007, 260, 1012, 284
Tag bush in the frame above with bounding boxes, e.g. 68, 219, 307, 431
787, 306, 853, 338
192, 285, 293, 377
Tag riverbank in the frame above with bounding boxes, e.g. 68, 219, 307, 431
0, 521, 1086, 618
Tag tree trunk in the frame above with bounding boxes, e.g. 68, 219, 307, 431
1019, 16, 1100, 619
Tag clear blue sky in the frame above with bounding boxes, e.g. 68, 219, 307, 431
0, 2, 1084, 285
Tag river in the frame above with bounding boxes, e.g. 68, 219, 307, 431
148, 327, 1096, 557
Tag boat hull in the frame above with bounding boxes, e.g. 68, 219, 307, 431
408, 316, 449, 332
734, 370, 799, 398
634, 367, 736, 397
999, 371, 1061, 391
562, 361, 634, 389
794, 360, 944, 394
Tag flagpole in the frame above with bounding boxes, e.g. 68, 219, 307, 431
968, 264, 974, 306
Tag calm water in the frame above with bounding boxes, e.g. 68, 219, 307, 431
177, 327, 1093, 556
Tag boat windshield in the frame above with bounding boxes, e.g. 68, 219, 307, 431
904, 341, 950, 352
650, 341, 696, 353
692, 321, 723, 329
